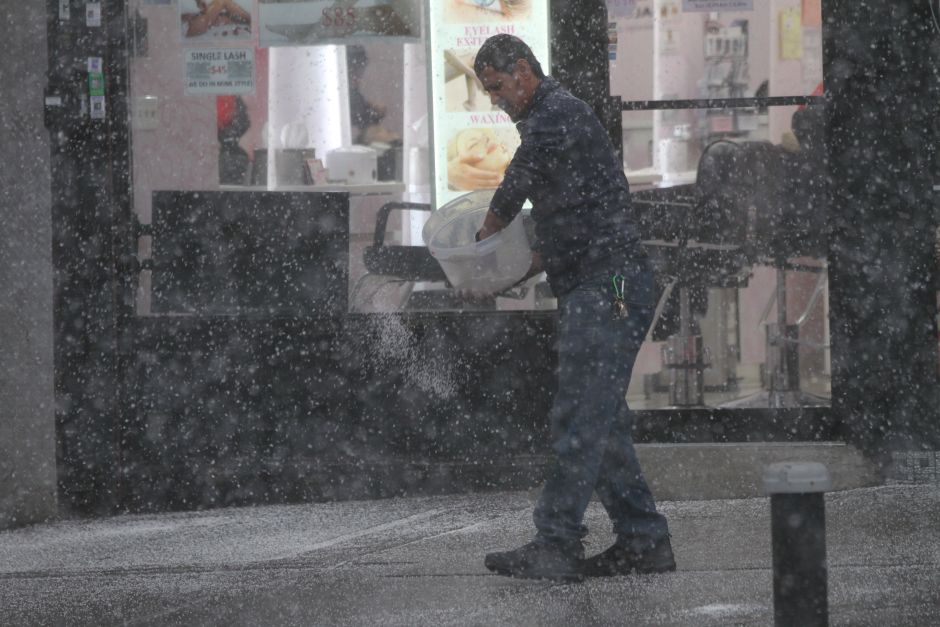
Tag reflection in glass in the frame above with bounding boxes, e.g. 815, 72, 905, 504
624, 104, 829, 410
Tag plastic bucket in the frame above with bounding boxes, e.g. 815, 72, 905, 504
423, 191, 531, 293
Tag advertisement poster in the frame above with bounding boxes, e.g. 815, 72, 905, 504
780, 7, 803, 60
258, 0, 421, 47
802, 0, 822, 27
179, 0, 252, 43
682, 0, 753, 12
184, 48, 255, 95
428, 0, 550, 209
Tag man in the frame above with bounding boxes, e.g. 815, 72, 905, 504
473, 34, 674, 582
347, 45, 401, 145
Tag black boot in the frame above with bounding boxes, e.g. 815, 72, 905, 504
484, 539, 585, 583
582, 535, 676, 577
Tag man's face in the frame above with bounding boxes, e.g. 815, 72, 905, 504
478, 62, 536, 122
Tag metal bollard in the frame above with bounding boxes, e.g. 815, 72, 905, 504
763, 462, 832, 627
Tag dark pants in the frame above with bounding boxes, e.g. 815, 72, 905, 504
534, 261, 669, 550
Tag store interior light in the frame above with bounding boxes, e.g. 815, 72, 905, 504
267, 45, 351, 188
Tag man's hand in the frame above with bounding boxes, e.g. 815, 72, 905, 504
475, 210, 508, 241
524, 251, 543, 280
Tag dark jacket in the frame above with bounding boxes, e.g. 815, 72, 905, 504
489, 77, 643, 297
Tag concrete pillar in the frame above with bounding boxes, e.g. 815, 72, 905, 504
0, 0, 57, 528
764, 462, 831, 626
824, 0, 940, 460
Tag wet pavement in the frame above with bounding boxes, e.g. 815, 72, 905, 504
1, 484, 938, 626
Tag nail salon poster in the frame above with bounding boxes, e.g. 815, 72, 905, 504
179, 0, 253, 43
428, 0, 550, 209
258, 0, 421, 47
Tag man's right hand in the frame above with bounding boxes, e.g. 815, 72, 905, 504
475, 209, 508, 241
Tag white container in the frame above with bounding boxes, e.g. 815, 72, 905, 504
326, 146, 377, 184
423, 190, 531, 293
658, 138, 688, 177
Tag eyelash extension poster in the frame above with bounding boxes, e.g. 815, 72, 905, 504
428, 0, 550, 209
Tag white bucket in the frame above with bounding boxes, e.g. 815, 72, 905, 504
423, 191, 531, 293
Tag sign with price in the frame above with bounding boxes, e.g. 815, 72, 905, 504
258, 0, 421, 47
184, 49, 255, 95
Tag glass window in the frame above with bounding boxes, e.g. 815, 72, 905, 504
610, 2, 823, 103
623, 103, 829, 410
609, 2, 829, 410
129, 1, 427, 316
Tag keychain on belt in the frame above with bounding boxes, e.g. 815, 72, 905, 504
611, 274, 628, 318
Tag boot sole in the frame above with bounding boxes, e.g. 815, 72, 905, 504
583, 562, 677, 577
486, 565, 585, 584
635, 562, 677, 575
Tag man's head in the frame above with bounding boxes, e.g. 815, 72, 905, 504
473, 34, 545, 121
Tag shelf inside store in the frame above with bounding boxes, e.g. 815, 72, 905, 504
626, 167, 697, 188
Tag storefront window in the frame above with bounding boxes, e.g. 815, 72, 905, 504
129, 1, 432, 317
128, 1, 568, 317
125, 1, 831, 406
608, 0, 830, 410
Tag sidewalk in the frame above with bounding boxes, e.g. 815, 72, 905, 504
1, 485, 938, 626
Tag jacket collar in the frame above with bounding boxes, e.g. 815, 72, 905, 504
520, 76, 560, 120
